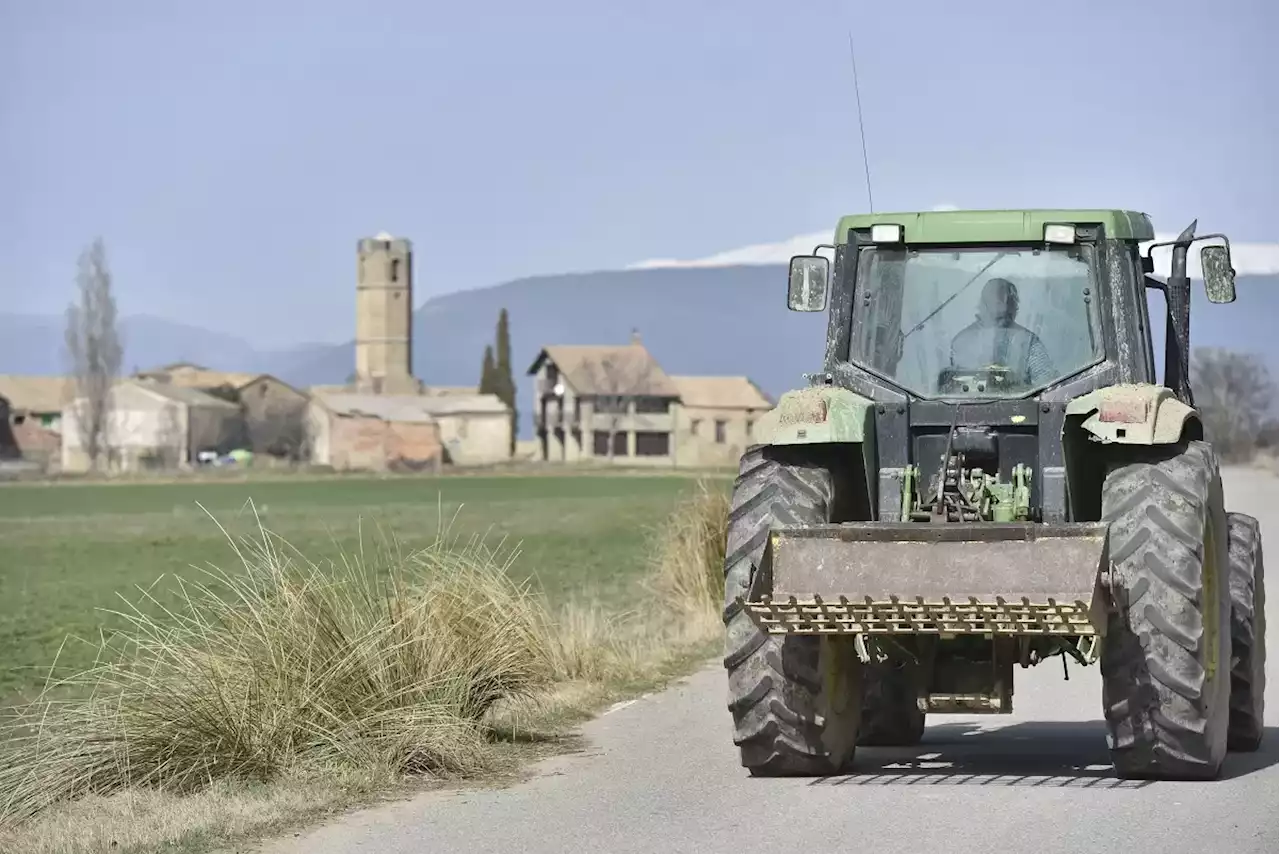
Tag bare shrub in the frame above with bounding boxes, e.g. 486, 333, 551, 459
1190, 347, 1276, 463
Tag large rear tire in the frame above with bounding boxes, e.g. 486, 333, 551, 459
723, 446, 862, 776
1226, 512, 1266, 752
858, 661, 926, 747
1099, 440, 1232, 780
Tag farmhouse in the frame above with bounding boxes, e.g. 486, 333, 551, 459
527, 338, 774, 468
527, 340, 683, 464
61, 380, 242, 473
670, 375, 773, 467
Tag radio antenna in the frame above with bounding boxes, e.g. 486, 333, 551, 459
847, 30, 875, 213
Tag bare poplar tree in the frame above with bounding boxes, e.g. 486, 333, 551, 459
582, 353, 659, 460
64, 238, 124, 472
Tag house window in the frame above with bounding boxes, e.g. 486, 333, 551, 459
690, 418, 701, 436
714, 420, 727, 444
634, 396, 670, 414
594, 396, 628, 415
634, 431, 670, 457
593, 431, 628, 456
746, 419, 754, 438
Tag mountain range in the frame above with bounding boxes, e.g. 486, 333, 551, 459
3, 267, 1276, 439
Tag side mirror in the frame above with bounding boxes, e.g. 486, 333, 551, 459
787, 255, 830, 312
1200, 244, 1237, 304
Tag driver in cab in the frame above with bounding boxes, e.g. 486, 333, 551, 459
949, 277, 1056, 388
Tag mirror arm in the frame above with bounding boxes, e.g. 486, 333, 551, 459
1160, 221, 1197, 406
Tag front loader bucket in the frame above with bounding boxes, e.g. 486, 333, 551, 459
738, 522, 1110, 638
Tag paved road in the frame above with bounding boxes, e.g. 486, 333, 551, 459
257, 466, 1278, 854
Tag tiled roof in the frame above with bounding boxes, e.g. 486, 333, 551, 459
527, 344, 680, 397
670, 375, 773, 409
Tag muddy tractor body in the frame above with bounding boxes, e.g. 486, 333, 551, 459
723, 209, 1267, 781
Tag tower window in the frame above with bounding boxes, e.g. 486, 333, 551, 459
390, 259, 400, 283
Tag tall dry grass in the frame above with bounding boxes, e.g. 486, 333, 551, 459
0, 479, 732, 846
645, 478, 729, 627
0, 509, 556, 828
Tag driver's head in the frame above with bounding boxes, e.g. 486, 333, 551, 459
978, 277, 1019, 325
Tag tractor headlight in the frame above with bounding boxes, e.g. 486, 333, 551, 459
870, 223, 904, 243
1044, 224, 1076, 244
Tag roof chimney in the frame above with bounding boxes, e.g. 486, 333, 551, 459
630, 328, 642, 345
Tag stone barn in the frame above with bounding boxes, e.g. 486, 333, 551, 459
306, 393, 444, 473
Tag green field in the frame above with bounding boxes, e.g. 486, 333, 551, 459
0, 473, 712, 703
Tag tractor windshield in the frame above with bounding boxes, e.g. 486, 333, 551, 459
849, 244, 1104, 398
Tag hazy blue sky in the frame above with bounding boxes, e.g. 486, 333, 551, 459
2, 0, 1276, 346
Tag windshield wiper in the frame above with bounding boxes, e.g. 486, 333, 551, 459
900, 251, 1010, 343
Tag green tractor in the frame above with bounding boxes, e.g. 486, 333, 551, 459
724, 209, 1267, 781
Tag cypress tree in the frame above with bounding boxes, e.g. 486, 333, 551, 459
479, 345, 496, 395
494, 308, 517, 455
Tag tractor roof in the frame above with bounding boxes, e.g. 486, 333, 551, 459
834, 209, 1155, 245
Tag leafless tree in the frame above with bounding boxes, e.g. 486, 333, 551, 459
1190, 347, 1276, 463
64, 238, 123, 472
582, 353, 661, 460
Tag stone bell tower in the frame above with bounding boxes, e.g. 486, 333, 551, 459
354, 232, 420, 395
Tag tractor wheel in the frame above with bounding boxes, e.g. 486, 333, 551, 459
858, 660, 926, 746
1099, 440, 1232, 780
723, 445, 862, 776
1226, 512, 1266, 751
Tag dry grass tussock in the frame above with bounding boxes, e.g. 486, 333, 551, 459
644, 478, 729, 625
0, 481, 731, 852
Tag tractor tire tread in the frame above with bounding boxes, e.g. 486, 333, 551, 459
1099, 440, 1231, 780
723, 445, 858, 776
1226, 511, 1266, 751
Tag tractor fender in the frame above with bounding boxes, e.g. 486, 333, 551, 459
752, 386, 876, 447
1065, 383, 1200, 446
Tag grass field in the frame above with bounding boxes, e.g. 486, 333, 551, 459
0, 473, 715, 705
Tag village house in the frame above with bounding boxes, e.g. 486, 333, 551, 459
527, 339, 775, 468
307, 390, 511, 470
134, 365, 311, 459
670, 375, 773, 467
306, 393, 443, 472
0, 375, 75, 470
61, 379, 242, 473
527, 340, 683, 465
418, 394, 512, 465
